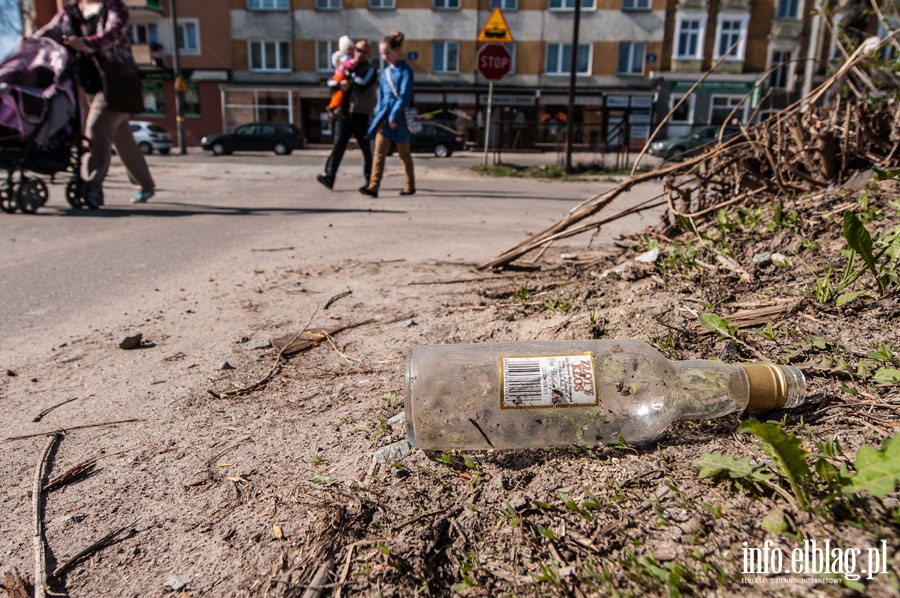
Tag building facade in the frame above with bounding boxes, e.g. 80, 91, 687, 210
25, 0, 895, 149
226, 0, 668, 149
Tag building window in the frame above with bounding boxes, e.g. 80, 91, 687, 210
176, 19, 199, 55
139, 81, 164, 115
549, 0, 593, 10
316, 0, 341, 9
675, 15, 704, 59
434, 0, 460, 9
491, 0, 517, 8
716, 15, 748, 59
617, 42, 645, 75
316, 40, 338, 72
369, 0, 395, 8
669, 95, 695, 123
710, 95, 747, 124
775, 0, 799, 19
433, 41, 459, 73
621, 0, 650, 10
184, 82, 201, 117
768, 49, 793, 89
250, 40, 291, 72
248, 0, 289, 8
132, 23, 158, 44
545, 43, 591, 75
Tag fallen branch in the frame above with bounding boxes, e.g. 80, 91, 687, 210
211, 309, 320, 398
33, 433, 61, 598
43, 458, 98, 493
5, 419, 143, 443
32, 397, 81, 423
52, 522, 135, 579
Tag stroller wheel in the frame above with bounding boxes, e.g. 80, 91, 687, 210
17, 178, 48, 214
66, 178, 84, 209
0, 180, 15, 214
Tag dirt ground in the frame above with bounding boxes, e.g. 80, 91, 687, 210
2, 163, 900, 597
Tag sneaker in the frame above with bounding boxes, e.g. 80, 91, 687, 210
358, 186, 378, 198
132, 189, 155, 204
316, 175, 334, 190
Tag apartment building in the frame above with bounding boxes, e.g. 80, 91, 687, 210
26, 0, 893, 149
226, 0, 668, 149
28, 0, 232, 146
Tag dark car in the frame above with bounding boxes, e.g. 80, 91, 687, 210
648, 125, 741, 160
390, 123, 466, 157
201, 122, 304, 156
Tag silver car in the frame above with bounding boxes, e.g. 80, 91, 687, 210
129, 121, 174, 155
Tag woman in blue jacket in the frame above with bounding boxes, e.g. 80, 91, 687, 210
359, 32, 415, 198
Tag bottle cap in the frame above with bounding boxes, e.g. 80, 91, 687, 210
741, 364, 807, 410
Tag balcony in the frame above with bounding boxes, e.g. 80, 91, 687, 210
125, 1, 163, 14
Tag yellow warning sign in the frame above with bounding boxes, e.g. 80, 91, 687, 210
477, 8, 513, 43
175, 75, 188, 93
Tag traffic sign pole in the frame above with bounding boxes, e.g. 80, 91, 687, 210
483, 81, 493, 167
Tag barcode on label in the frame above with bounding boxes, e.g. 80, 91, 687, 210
500, 354, 598, 409
504, 358, 543, 405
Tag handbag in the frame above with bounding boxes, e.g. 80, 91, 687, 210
92, 54, 144, 114
385, 69, 422, 134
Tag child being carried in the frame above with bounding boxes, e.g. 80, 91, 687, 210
327, 35, 356, 114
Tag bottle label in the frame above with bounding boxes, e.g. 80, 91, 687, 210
500, 353, 598, 409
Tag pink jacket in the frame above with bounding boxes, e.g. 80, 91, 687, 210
35, 0, 135, 66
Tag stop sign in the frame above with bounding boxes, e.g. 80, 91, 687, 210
477, 44, 511, 81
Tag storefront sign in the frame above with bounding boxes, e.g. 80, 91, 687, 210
669, 80, 757, 94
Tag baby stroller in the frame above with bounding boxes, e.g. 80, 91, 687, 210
0, 37, 92, 214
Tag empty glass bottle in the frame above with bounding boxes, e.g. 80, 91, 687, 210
404, 339, 807, 450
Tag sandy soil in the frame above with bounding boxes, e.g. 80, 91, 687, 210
1, 159, 899, 597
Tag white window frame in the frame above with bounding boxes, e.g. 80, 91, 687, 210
433, 0, 460, 10
248, 0, 289, 9
176, 18, 200, 55
549, 0, 594, 11
775, 0, 800, 20
490, 0, 517, 9
715, 13, 749, 60
768, 48, 795, 89
432, 41, 459, 73
617, 42, 645, 75
249, 40, 291, 72
621, 0, 650, 11
709, 94, 748, 124
675, 13, 706, 60
316, 0, 341, 10
545, 43, 591, 76
369, 0, 395, 8
669, 94, 695, 124
316, 40, 338, 72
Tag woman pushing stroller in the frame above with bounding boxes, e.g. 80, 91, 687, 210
36, 0, 156, 206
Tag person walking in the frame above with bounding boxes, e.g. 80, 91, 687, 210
359, 32, 415, 198
36, 0, 156, 206
317, 39, 378, 190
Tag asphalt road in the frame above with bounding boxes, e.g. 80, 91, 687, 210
0, 149, 663, 360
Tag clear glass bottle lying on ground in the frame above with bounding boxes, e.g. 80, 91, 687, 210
404, 339, 807, 450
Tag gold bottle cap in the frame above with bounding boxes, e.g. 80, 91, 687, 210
742, 364, 791, 410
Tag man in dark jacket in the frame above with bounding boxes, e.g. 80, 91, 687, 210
317, 40, 378, 190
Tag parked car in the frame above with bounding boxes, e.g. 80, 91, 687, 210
130, 121, 173, 155
391, 122, 466, 157
648, 125, 741, 160
200, 122, 304, 156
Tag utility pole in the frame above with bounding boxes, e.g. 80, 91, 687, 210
564, 0, 581, 174
169, 0, 187, 154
